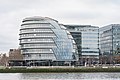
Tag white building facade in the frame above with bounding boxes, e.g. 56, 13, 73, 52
19, 17, 77, 66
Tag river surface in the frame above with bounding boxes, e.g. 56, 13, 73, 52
0, 73, 120, 80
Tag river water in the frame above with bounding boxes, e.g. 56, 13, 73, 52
0, 73, 120, 80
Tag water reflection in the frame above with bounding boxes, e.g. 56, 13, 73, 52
0, 73, 120, 80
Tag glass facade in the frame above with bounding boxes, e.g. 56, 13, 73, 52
19, 17, 77, 66
64, 25, 99, 65
100, 24, 120, 55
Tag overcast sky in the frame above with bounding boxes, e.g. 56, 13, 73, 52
0, 0, 120, 53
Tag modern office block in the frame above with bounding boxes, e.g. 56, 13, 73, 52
100, 24, 120, 55
19, 16, 77, 66
99, 24, 120, 64
65, 25, 99, 65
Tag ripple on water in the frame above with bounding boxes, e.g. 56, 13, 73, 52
0, 73, 120, 80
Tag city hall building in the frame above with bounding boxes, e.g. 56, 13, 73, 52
19, 16, 78, 66
64, 25, 99, 65
9, 16, 101, 66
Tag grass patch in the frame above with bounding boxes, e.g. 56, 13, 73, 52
0, 67, 120, 73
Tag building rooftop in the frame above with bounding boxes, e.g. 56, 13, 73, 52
22, 16, 58, 22
64, 24, 99, 28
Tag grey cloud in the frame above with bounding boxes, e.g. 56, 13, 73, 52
0, 0, 120, 53
0, 35, 18, 53
58, 11, 103, 20
0, 0, 53, 14
81, 0, 120, 5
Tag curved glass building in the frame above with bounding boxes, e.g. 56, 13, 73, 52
19, 16, 77, 66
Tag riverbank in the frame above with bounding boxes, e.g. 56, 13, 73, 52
1, 67, 120, 73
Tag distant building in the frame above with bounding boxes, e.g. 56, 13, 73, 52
99, 24, 120, 64
65, 25, 99, 65
100, 24, 120, 55
9, 49, 23, 60
19, 16, 77, 66
7, 49, 23, 66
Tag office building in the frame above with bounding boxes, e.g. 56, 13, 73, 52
99, 24, 120, 64
8, 49, 23, 66
65, 25, 99, 65
19, 16, 77, 66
